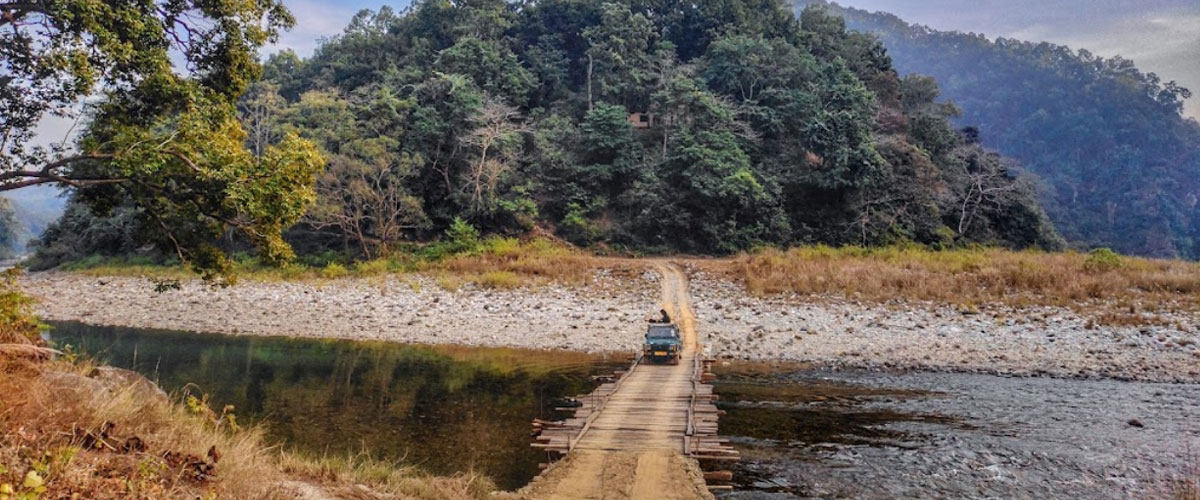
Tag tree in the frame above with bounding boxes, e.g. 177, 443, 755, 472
581, 2, 656, 110
0, 199, 18, 260
461, 95, 526, 213
0, 0, 323, 278
240, 82, 288, 156
33, 0, 1066, 259
950, 148, 1022, 236
307, 153, 429, 259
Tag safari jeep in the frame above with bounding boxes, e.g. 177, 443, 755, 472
643, 323, 682, 364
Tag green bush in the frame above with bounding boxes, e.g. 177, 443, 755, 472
296, 250, 348, 268
482, 236, 521, 257
353, 259, 391, 275
320, 262, 349, 279
1084, 247, 1122, 272
445, 218, 480, 254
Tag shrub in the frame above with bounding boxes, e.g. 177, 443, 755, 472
435, 274, 463, 292
0, 268, 40, 344
353, 259, 391, 276
482, 236, 521, 257
320, 262, 349, 279
476, 271, 520, 289
445, 218, 480, 254
1084, 247, 1122, 273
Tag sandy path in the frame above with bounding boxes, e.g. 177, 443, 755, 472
519, 263, 712, 500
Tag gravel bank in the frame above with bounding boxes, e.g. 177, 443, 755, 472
21, 270, 657, 353
22, 264, 1200, 382
688, 268, 1200, 383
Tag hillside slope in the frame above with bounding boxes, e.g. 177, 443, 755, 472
249, 0, 1059, 254
808, 1, 1200, 258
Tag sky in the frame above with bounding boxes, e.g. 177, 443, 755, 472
266, 0, 1200, 119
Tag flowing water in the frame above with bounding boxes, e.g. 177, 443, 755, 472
46, 321, 621, 490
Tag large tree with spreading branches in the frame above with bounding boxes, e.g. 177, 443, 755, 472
0, 0, 323, 278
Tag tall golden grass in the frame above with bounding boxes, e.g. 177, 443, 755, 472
712, 246, 1200, 314
427, 238, 601, 288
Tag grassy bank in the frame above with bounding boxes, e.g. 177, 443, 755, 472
0, 270, 496, 500
705, 246, 1200, 323
0, 356, 497, 499
58, 236, 603, 290
39, 241, 1200, 323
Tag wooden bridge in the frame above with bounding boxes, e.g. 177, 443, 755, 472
525, 263, 738, 499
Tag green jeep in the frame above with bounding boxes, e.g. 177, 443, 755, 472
644, 323, 682, 364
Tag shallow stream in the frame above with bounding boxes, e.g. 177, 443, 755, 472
714, 364, 1200, 499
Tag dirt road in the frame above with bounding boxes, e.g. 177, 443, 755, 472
519, 263, 713, 500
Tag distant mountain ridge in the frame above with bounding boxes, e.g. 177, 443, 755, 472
1, 185, 66, 255
805, 1, 1200, 259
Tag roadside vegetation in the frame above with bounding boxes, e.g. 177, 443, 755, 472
704, 245, 1200, 324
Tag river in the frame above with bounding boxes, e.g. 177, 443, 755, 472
46, 320, 621, 490
47, 321, 1200, 497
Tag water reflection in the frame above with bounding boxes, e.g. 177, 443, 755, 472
47, 321, 618, 490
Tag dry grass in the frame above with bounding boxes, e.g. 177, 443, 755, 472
63, 237, 604, 290
0, 355, 497, 500
277, 451, 494, 499
708, 246, 1200, 320
424, 238, 600, 289
1175, 479, 1200, 500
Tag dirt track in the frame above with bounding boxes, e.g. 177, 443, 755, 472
518, 263, 713, 500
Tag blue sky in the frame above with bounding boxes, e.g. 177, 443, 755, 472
267, 0, 1200, 119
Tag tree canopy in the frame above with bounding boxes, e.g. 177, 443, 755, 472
215, 0, 1058, 256
813, 1, 1200, 258
30, 0, 1061, 265
1, 0, 325, 277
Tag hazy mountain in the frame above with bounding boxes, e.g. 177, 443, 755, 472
807, 1, 1200, 258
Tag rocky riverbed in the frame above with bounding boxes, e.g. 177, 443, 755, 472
715, 369, 1200, 500
21, 269, 658, 353
687, 269, 1200, 384
21, 263, 1200, 383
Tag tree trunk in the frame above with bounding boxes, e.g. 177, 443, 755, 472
587, 54, 594, 111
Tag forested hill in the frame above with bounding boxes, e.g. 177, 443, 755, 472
806, 1, 1200, 259
35, 0, 1061, 265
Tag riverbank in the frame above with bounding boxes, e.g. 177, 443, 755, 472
21, 263, 1200, 383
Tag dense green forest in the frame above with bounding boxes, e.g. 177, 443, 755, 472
807, 1, 1200, 259
33, 0, 1061, 266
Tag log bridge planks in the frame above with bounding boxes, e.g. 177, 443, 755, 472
530, 351, 739, 490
